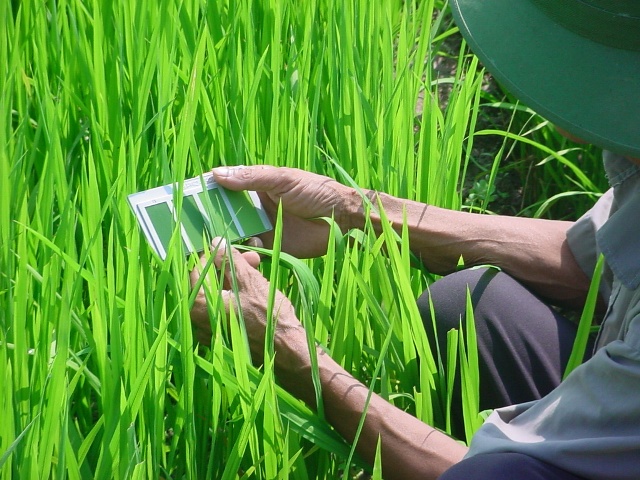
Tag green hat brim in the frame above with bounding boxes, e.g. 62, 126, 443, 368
450, 0, 640, 158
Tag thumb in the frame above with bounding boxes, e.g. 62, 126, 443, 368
212, 165, 286, 192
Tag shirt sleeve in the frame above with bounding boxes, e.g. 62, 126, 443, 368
465, 311, 640, 480
566, 188, 615, 301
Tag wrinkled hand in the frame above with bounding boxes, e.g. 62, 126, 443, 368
189, 237, 303, 362
212, 165, 359, 258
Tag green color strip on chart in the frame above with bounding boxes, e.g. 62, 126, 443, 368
180, 195, 208, 251
224, 190, 268, 236
145, 202, 175, 254
198, 188, 241, 240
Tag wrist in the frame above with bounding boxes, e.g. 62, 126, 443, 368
274, 324, 340, 409
337, 186, 372, 232
273, 324, 313, 380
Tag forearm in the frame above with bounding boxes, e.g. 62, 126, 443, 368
275, 327, 467, 480
342, 190, 591, 307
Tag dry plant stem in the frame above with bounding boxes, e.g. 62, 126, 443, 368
346, 190, 592, 309
274, 326, 468, 480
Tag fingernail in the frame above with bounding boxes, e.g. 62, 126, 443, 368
212, 166, 230, 177
213, 165, 243, 178
244, 237, 264, 248
211, 236, 227, 250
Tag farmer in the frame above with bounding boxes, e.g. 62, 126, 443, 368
190, 1, 640, 478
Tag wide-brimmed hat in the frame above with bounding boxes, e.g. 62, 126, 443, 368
450, 0, 640, 158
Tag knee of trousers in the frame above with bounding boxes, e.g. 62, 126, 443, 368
417, 266, 505, 335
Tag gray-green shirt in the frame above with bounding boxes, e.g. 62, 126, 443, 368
466, 151, 640, 480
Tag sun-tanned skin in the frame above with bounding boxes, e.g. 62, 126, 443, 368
190, 238, 468, 480
189, 163, 599, 479
213, 165, 592, 306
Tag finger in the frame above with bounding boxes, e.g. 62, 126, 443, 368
243, 236, 264, 249
189, 251, 212, 292
242, 236, 271, 261
211, 237, 259, 289
255, 229, 275, 250
241, 250, 261, 270
189, 256, 203, 291
212, 165, 292, 192
211, 237, 248, 278
210, 237, 260, 272
211, 236, 230, 268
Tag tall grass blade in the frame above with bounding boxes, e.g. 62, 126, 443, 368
563, 254, 605, 379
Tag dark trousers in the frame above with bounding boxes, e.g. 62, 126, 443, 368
439, 453, 587, 480
417, 267, 593, 440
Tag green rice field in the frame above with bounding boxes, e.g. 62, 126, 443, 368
1, 0, 607, 478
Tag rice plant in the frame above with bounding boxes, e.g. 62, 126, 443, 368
1, 0, 599, 478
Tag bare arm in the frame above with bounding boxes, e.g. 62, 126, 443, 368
351, 190, 590, 308
213, 165, 591, 308
277, 326, 468, 480
190, 241, 468, 480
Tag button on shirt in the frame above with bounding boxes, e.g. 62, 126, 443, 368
465, 151, 640, 480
